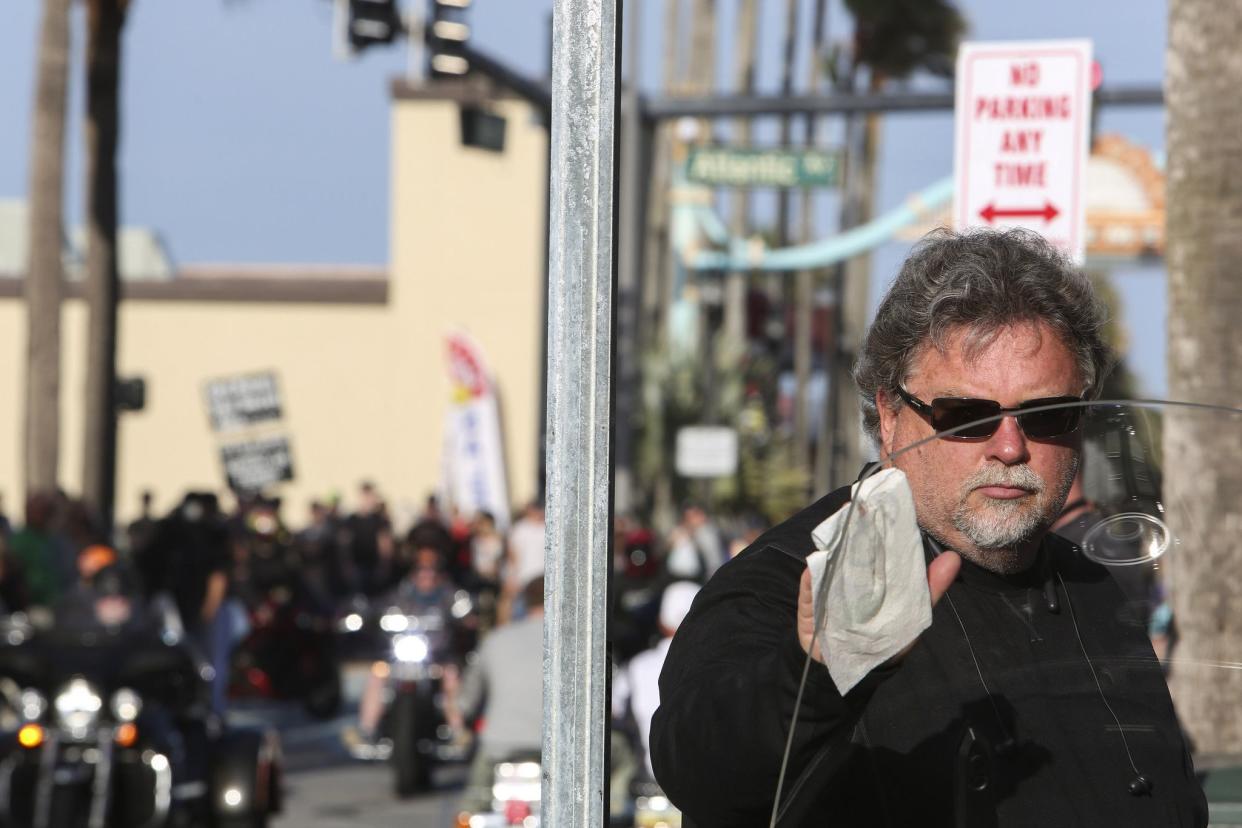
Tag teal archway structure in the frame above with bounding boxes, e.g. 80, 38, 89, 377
676, 176, 954, 272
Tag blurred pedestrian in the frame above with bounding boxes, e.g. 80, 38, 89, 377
0, 493, 11, 539
0, 532, 29, 614
664, 504, 725, 583
135, 492, 233, 713
616, 581, 700, 779
450, 576, 545, 814
296, 499, 342, 602
498, 499, 545, 623
727, 512, 768, 559
344, 481, 395, 596
126, 490, 158, 555
470, 511, 504, 584
8, 491, 68, 607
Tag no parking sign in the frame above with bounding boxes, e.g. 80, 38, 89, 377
954, 40, 1093, 262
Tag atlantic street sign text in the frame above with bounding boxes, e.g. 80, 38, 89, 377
686, 146, 841, 188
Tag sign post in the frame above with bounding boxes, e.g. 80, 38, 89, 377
954, 40, 1093, 262
543, 0, 618, 825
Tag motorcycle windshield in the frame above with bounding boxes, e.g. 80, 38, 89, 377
778, 399, 1239, 827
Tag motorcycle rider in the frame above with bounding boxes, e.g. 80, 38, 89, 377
48, 557, 217, 821
349, 545, 463, 749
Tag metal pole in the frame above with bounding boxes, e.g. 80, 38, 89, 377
537, 12, 554, 503
543, 0, 619, 825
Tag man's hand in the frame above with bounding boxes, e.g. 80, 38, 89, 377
797, 550, 961, 664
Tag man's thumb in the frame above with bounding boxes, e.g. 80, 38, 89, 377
927, 550, 961, 607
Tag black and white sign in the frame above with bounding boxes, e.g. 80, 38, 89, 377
220, 435, 295, 493
675, 426, 739, 478
205, 372, 283, 432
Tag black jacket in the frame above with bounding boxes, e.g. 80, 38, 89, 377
650, 486, 1208, 827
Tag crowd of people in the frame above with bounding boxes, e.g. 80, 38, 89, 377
0, 479, 753, 790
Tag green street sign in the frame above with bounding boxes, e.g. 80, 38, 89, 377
686, 146, 841, 188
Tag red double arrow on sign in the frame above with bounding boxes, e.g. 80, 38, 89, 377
978, 201, 1060, 224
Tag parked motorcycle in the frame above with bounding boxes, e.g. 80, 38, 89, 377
0, 603, 282, 828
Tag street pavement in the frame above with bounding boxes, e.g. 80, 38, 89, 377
235, 664, 1242, 828
277, 762, 468, 828
228, 662, 470, 828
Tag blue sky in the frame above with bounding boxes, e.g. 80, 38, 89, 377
0, 0, 1169, 392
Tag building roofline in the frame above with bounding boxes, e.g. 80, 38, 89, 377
0, 268, 389, 305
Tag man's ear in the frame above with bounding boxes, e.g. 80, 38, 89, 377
875, 388, 898, 459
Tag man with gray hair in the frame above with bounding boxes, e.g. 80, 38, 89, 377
651, 229, 1207, 827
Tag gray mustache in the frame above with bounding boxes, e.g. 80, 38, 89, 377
962, 465, 1045, 493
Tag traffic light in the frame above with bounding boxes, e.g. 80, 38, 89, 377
347, 0, 402, 51
427, 0, 471, 78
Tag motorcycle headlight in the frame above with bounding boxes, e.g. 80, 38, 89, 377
54, 678, 102, 736
451, 591, 474, 620
110, 688, 142, 723
393, 633, 429, 663
380, 612, 410, 633
19, 689, 46, 722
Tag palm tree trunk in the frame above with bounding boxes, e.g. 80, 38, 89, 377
775, 0, 797, 247
688, 0, 716, 95
639, 0, 687, 533
825, 71, 883, 490
722, 0, 758, 348
24, 0, 72, 496
687, 0, 716, 440
81, 0, 127, 533
793, 0, 828, 488
764, 0, 799, 348
1164, 0, 1242, 753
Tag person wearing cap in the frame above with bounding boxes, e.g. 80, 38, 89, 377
615, 581, 700, 779
650, 229, 1207, 827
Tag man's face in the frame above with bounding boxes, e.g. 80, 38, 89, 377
413, 566, 439, 594
876, 322, 1082, 574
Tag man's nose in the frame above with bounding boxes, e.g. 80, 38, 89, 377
985, 415, 1030, 465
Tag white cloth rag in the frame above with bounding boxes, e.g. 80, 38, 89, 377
805, 467, 931, 695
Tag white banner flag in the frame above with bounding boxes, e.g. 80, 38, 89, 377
441, 332, 511, 531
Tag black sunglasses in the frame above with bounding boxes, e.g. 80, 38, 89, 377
894, 386, 1084, 440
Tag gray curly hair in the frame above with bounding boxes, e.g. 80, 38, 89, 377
853, 228, 1114, 444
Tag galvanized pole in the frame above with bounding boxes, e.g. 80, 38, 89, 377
543, 0, 619, 825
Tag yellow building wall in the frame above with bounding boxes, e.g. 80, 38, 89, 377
0, 302, 27, 520
0, 91, 547, 528
389, 95, 548, 523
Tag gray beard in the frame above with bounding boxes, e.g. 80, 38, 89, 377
949, 461, 1077, 575
953, 494, 1047, 550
